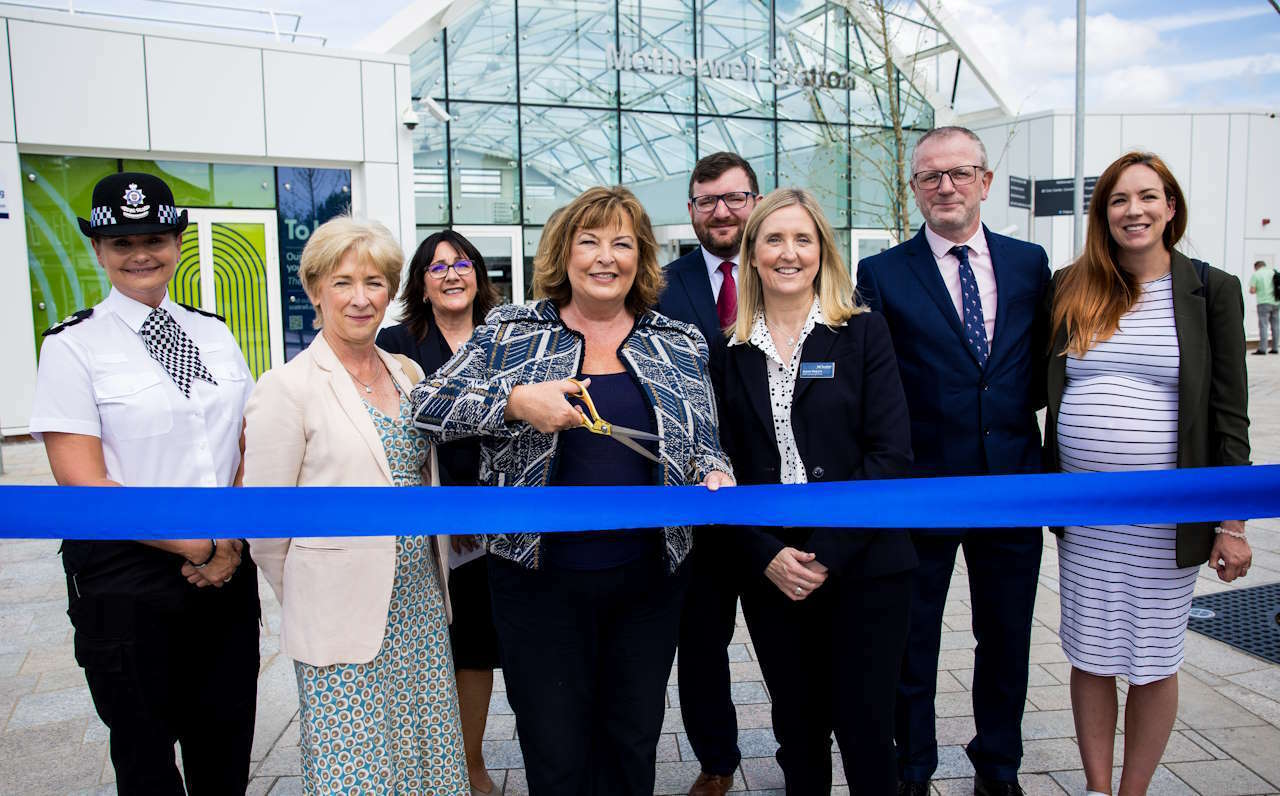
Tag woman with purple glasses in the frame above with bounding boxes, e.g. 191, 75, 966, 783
377, 229, 502, 795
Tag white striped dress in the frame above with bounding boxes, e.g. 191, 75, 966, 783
1056, 274, 1197, 684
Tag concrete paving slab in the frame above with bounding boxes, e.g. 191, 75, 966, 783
1200, 725, 1280, 790
1166, 758, 1276, 795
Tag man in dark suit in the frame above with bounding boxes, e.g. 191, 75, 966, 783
856, 126, 1051, 796
656, 151, 759, 796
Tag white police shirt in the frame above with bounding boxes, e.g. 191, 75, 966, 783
30, 289, 253, 488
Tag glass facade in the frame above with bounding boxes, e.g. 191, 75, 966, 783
409, 0, 933, 273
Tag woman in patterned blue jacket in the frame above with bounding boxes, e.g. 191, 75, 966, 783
413, 185, 733, 796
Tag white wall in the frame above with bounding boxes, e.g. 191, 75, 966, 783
971, 108, 1279, 340
0, 8, 413, 435
0, 142, 35, 437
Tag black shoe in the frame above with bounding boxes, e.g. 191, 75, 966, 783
897, 781, 930, 796
1253, 350, 1266, 356
1270, 349, 1277, 354
974, 774, 1024, 796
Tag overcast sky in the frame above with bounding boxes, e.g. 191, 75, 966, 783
945, 0, 1280, 113
69, 0, 1280, 114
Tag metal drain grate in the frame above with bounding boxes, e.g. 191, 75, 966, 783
1186, 582, 1280, 665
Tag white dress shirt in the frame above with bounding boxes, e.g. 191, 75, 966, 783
924, 224, 998, 345
30, 288, 254, 488
700, 246, 739, 301
730, 298, 830, 485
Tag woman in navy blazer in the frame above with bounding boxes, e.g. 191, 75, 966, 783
715, 188, 917, 794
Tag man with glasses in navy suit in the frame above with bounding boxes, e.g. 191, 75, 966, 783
657, 151, 758, 796
856, 127, 1051, 796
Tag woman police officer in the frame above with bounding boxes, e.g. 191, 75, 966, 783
29, 172, 260, 795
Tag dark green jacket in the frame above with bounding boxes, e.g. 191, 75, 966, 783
1043, 250, 1251, 566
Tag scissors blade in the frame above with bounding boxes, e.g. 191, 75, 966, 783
609, 424, 660, 441
609, 431, 661, 463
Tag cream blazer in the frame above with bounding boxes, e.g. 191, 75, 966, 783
245, 331, 449, 667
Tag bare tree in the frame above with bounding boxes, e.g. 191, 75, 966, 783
845, 0, 927, 243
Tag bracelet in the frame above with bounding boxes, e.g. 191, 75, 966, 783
1214, 526, 1247, 540
191, 539, 217, 568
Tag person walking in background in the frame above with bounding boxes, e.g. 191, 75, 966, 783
30, 172, 260, 795
245, 217, 468, 795
656, 151, 759, 796
1045, 151, 1252, 796
377, 229, 502, 795
717, 188, 917, 794
856, 126, 1051, 796
1248, 259, 1278, 355
413, 186, 733, 795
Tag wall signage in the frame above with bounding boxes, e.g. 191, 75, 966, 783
1009, 176, 1030, 209
1034, 176, 1097, 217
605, 45, 855, 90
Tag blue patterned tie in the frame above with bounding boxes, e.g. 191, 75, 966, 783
952, 245, 988, 367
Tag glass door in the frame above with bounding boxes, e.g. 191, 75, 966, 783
848, 229, 897, 280
171, 209, 283, 378
653, 223, 700, 266
453, 225, 525, 304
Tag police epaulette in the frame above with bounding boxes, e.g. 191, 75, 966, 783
179, 302, 226, 323
41, 308, 94, 336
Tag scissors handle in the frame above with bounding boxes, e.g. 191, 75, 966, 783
567, 378, 609, 434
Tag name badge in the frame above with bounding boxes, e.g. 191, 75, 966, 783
799, 362, 835, 379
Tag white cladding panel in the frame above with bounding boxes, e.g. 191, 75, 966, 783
0, 25, 15, 142
146, 38, 266, 156
975, 124, 1010, 235
263, 51, 364, 161
1185, 115, 1229, 269
358, 162, 403, 247
0, 143, 35, 435
361, 61, 398, 164
1121, 115, 1192, 188
1082, 115, 1121, 176
1245, 114, 1280, 241
1226, 116, 1253, 335
10, 21, 149, 149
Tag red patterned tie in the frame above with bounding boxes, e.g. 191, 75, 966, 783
716, 260, 737, 330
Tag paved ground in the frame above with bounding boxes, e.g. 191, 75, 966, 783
2, 357, 1280, 795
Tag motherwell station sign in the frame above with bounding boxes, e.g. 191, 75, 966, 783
606, 45, 856, 91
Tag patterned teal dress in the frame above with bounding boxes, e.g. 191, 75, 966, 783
294, 388, 469, 795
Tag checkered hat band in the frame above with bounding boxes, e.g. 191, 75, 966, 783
157, 205, 179, 224
89, 207, 116, 227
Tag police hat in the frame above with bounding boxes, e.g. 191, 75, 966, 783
77, 172, 189, 238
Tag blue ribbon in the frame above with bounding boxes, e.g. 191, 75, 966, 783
0, 465, 1277, 540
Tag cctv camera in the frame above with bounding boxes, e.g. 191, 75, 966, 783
421, 97, 451, 123
401, 104, 419, 131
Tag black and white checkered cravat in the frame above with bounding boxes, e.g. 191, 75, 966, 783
139, 307, 217, 398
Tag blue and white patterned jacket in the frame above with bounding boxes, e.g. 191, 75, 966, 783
411, 299, 733, 573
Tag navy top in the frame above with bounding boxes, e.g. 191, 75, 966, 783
544, 371, 662, 570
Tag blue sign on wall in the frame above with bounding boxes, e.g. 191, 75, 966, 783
276, 167, 351, 361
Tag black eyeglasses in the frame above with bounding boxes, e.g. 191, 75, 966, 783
912, 165, 985, 190
427, 260, 474, 279
690, 191, 757, 213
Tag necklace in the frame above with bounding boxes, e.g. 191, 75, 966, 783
342, 361, 383, 394
766, 316, 805, 350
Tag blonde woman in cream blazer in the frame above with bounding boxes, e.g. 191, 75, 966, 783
246, 333, 451, 663
244, 217, 468, 795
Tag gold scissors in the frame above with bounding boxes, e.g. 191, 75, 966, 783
568, 377, 662, 463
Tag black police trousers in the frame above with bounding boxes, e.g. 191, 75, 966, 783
68, 575, 260, 795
